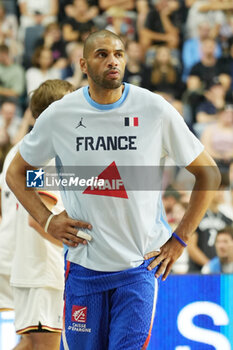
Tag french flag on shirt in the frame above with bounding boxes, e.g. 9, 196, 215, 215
124, 117, 138, 127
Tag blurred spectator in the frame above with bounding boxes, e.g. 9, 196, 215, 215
64, 0, 99, 21
199, 0, 233, 13
0, 142, 11, 172
187, 38, 231, 92
218, 37, 233, 92
0, 3, 22, 62
0, 44, 25, 105
12, 107, 35, 145
0, 100, 21, 146
185, 0, 227, 39
230, 161, 233, 186
105, 6, 136, 41
98, 0, 136, 11
62, 0, 96, 43
142, 46, 184, 102
140, 0, 180, 53
185, 38, 231, 123
182, 21, 222, 82
193, 77, 226, 137
26, 47, 61, 95
198, 0, 233, 53
61, 42, 87, 88
219, 17, 233, 55
1, 0, 17, 16
35, 22, 67, 69
170, 201, 190, 273
188, 190, 233, 272
201, 103, 233, 173
219, 187, 233, 220
202, 226, 233, 273
196, 77, 225, 123
18, 0, 59, 39
162, 186, 181, 225
123, 40, 145, 86
136, 0, 151, 33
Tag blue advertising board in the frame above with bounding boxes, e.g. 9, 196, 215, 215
0, 275, 232, 349
148, 274, 233, 349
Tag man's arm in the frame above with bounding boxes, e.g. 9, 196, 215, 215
6, 151, 92, 247
144, 150, 221, 280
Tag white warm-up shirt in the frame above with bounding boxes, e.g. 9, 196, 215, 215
0, 143, 64, 289
0, 145, 18, 276
20, 83, 204, 271
10, 194, 64, 289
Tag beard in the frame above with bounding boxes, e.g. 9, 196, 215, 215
87, 64, 124, 89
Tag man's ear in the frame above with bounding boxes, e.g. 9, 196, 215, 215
80, 58, 87, 74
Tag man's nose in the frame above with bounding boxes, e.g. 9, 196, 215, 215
107, 54, 118, 67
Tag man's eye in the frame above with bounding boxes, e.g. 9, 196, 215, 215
116, 53, 123, 57
98, 52, 107, 57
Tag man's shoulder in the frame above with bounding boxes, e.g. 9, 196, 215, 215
128, 83, 162, 100
127, 84, 169, 118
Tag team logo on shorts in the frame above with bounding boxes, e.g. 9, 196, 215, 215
71, 305, 87, 323
26, 169, 44, 188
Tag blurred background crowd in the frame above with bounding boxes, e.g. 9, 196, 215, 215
0, 0, 232, 275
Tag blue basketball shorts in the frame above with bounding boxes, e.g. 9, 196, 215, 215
61, 259, 159, 350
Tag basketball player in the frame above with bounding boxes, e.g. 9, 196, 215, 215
0, 150, 17, 312
1, 80, 74, 350
6, 31, 221, 349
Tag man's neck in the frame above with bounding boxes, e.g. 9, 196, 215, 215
88, 84, 124, 105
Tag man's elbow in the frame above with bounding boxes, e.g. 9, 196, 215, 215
209, 165, 221, 189
201, 164, 221, 191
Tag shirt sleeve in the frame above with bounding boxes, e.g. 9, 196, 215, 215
19, 105, 56, 166
161, 98, 204, 166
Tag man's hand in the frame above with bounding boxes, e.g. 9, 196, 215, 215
47, 210, 92, 247
144, 236, 184, 281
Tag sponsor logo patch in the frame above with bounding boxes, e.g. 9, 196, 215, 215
83, 161, 128, 198
71, 306, 87, 323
